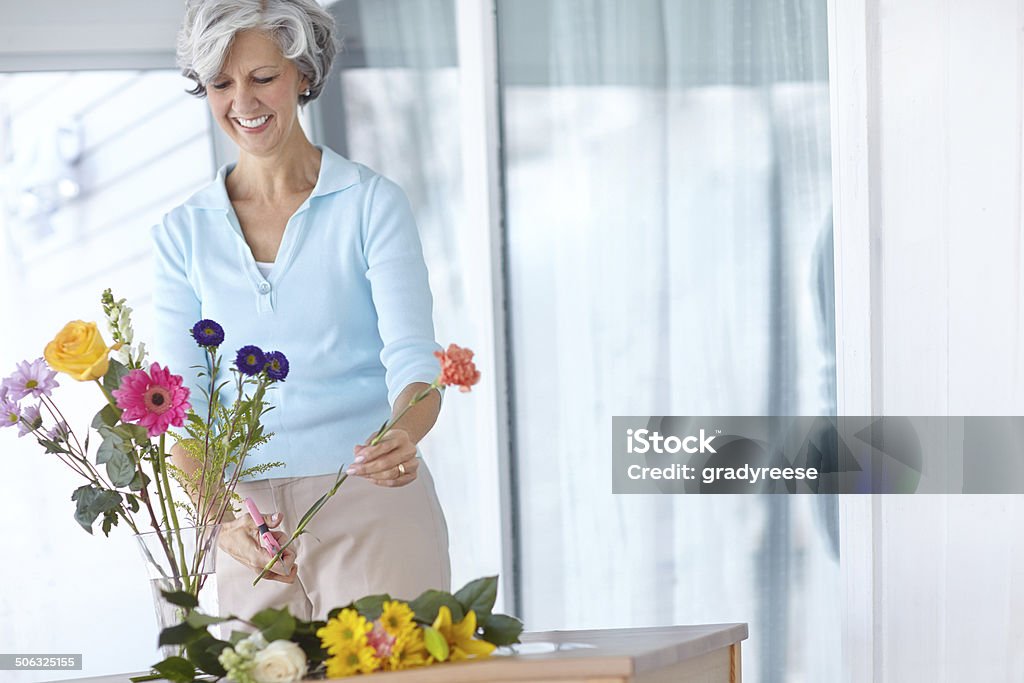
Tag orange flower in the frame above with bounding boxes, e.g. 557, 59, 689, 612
433, 344, 480, 393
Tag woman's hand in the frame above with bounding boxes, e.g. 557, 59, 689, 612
348, 428, 419, 487
217, 510, 298, 583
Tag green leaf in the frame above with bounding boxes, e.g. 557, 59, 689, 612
128, 471, 150, 492
250, 607, 296, 642
186, 635, 229, 677
103, 358, 130, 395
352, 594, 391, 621
161, 590, 199, 609
105, 449, 136, 487
185, 612, 231, 628
71, 485, 121, 534
38, 437, 66, 454
454, 576, 498, 618
423, 626, 449, 662
479, 613, 524, 646
151, 656, 195, 683
125, 423, 150, 444
409, 590, 464, 624
292, 620, 328, 665
158, 622, 205, 646
91, 404, 119, 430
100, 510, 119, 537
228, 630, 250, 645
126, 494, 141, 513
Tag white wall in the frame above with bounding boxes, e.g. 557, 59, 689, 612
830, 0, 1024, 680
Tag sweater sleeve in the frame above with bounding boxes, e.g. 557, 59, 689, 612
150, 216, 213, 421
361, 175, 444, 409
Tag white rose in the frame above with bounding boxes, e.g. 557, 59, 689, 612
251, 640, 307, 683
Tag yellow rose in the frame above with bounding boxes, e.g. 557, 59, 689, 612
43, 321, 123, 381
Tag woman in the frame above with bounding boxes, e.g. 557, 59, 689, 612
152, 0, 451, 621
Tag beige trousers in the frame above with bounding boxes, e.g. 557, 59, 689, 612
215, 458, 451, 622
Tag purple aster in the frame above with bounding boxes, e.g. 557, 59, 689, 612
3, 358, 58, 401
17, 404, 41, 438
191, 319, 225, 348
46, 420, 70, 443
234, 345, 266, 376
0, 396, 20, 430
263, 351, 289, 382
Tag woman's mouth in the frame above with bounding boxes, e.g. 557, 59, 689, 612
234, 114, 273, 133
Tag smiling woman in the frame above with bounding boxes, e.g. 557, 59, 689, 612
155, 0, 453, 627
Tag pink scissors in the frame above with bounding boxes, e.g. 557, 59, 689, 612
244, 497, 283, 555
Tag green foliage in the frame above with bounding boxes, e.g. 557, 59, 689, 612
291, 619, 328, 665
454, 575, 498, 617
479, 613, 524, 646
103, 359, 131, 396
160, 590, 198, 609
150, 656, 195, 683
409, 589, 465, 625
71, 484, 121, 534
250, 607, 296, 642
166, 364, 284, 526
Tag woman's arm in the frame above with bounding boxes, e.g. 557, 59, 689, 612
167, 440, 235, 524
388, 381, 441, 445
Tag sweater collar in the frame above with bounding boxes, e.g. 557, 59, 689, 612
183, 145, 361, 210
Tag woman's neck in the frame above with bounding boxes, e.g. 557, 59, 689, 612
227, 133, 322, 203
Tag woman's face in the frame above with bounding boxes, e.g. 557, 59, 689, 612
206, 29, 309, 157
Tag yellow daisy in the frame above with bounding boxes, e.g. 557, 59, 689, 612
389, 627, 430, 670
318, 609, 372, 656
380, 600, 417, 638
325, 643, 380, 678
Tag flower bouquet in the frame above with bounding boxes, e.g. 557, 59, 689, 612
139, 575, 523, 682
2, 290, 288, 630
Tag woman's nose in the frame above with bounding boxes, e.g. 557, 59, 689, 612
232, 84, 260, 114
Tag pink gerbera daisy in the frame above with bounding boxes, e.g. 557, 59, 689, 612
111, 363, 191, 437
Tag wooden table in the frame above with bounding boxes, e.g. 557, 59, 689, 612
44, 623, 748, 683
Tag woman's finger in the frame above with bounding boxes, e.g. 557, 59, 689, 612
262, 562, 298, 583
372, 470, 418, 488
354, 435, 400, 463
351, 449, 416, 478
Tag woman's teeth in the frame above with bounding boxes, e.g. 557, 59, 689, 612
237, 115, 270, 128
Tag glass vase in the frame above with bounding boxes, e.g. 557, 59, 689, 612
134, 525, 222, 659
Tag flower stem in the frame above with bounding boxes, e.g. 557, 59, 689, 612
159, 434, 192, 594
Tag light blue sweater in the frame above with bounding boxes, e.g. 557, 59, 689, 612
150, 145, 443, 479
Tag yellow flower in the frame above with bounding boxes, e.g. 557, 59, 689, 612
389, 627, 430, 670
43, 321, 122, 381
380, 601, 416, 638
324, 643, 380, 678
317, 609, 371, 656
431, 606, 497, 662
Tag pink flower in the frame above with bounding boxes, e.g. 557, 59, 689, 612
433, 344, 481, 393
366, 619, 396, 658
112, 363, 191, 437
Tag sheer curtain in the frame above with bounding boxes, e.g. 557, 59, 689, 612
316, 0, 505, 596
497, 2, 838, 682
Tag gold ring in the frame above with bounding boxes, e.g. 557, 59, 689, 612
398, 462, 407, 476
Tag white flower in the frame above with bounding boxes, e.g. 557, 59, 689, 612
236, 631, 269, 658
250, 640, 307, 683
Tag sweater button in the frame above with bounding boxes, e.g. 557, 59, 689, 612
259, 282, 271, 294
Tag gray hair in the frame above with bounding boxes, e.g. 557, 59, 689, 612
177, 0, 338, 105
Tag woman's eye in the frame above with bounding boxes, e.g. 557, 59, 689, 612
254, 77, 276, 84
211, 82, 229, 90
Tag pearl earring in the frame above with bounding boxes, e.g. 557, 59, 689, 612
302, 88, 311, 97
